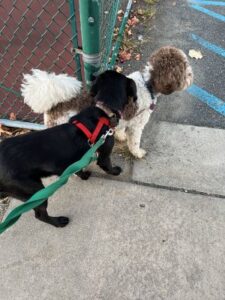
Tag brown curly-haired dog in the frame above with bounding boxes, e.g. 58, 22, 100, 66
21, 46, 193, 158
115, 46, 193, 158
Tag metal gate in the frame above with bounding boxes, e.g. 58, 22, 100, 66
0, 0, 132, 127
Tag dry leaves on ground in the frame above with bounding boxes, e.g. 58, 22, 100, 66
119, 50, 132, 62
115, 65, 123, 73
115, 1, 157, 67
0, 124, 30, 138
127, 16, 140, 26
9, 112, 16, 120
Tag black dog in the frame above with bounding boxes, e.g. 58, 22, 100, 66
0, 70, 137, 228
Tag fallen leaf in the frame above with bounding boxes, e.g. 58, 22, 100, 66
137, 9, 144, 15
0, 124, 30, 137
115, 66, 123, 73
119, 50, 132, 62
127, 16, 139, 26
14, 128, 30, 136
9, 112, 16, 120
117, 16, 123, 22
117, 9, 124, 15
135, 53, 141, 60
189, 49, 203, 59
126, 29, 132, 36
0, 124, 13, 136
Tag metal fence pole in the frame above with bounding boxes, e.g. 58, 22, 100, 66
79, 0, 101, 87
69, 0, 82, 81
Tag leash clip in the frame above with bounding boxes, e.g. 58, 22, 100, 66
102, 128, 114, 140
88, 129, 114, 146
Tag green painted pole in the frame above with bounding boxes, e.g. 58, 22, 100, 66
79, 0, 101, 87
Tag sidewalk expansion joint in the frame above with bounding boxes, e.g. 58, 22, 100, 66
92, 172, 225, 200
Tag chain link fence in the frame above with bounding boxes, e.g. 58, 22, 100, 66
0, 0, 131, 126
99, 0, 120, 70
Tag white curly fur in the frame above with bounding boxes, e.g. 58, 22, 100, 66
21, 69, 82, 113
115, 70, 154, 158
116, 62, 192, 158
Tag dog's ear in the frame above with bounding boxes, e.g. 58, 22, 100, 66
90, 76, 101, 97
126, 78, 137, 102
90, 81, 98, 97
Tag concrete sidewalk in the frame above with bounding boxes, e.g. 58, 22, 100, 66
2, 121, 225, 300
133, 121, 225, 196
1, 176, 225, 300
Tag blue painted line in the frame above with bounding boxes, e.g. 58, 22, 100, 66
189, 1, 225, 6
190, 4, 225, 21
191, 33, 225, 57
187, 85, 225, 116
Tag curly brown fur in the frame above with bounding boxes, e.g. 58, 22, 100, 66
46, 96, 139, 126
122, 97, 139, 121
149, 46, 193, 95
46, 91, 94, 126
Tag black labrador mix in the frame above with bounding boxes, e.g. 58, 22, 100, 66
0, 71, 137, 228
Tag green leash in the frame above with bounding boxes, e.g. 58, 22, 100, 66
0, 135, 108, 235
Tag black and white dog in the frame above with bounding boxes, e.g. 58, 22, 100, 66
0, 71, 137, 228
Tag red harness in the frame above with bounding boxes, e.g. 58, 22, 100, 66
73, 117, 110, 145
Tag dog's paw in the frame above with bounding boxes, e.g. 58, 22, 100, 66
77, 170, 92, 180
55, 216, 70, 227
132, 148, 147, 159
115, 131, 127, 142
111, 166, 122, 176
80, 171, 92, 180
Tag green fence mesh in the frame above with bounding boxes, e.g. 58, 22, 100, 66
0, 0, 129, 125
0, 0, 81, 123
99, 0, 120, 71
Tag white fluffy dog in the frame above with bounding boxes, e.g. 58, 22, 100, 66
21, 46, 193, 158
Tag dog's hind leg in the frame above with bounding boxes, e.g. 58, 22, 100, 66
34, 200, 69, 228
77, 170, 92, 180
9, 179, 69, 228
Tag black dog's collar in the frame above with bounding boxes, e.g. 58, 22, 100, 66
95, 102, 120, 127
